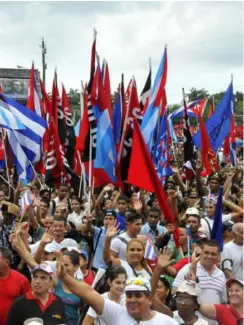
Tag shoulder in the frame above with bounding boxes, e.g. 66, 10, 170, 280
154, 311, 178, 323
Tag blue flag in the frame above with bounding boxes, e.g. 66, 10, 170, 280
211, 186, 223, 251
113, 89, 122, 145
193, 82, 233, 153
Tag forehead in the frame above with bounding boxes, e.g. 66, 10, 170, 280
33, 270, 50, 278
128, 241, 143, 249
203, 244, 218, 252
188, 215, 199, 221
228, 282, 243, 290
54, 220, 65, 226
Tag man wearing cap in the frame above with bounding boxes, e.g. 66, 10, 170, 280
174, 280, 208, 324
200, 278, 243, 325
7, 263, 67, 325
56, 262, 178, 325
185, 208, 206, 243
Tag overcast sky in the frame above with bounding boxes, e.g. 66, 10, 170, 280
0, 1, 243, 103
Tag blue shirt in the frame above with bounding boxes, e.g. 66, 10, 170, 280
140, 223, 166, 243
116, 213, 126, 232
93, 226, 108, 270
55, 280, 80, 325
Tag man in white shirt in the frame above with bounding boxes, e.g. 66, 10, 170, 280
173, 239, 227, 325
110, 211, 142, 260
221, 222, 244, 280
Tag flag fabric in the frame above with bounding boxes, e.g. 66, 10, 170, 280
120, 78, 143, 184
198, 116, 219, 175
20, 188, 34, 215
27, 62, 42, 117
182, 161, 196, 181
168, 118, 178, 143
140, 62, 151, 112
208, 97, 215, 118
102, 59, 113, 123
144, 235, 157, 261
113, 84, 123, 145
0, 105, 26, 130
230, 116, 237, 167
83, 31, 97, 162
193, 81, 233, 153
141, 46, 167, 152
182, 90, 196, 163
93, 64, 117, 183
61, 84, 76, 168
169, 99, 208, 119
128, 119, 180, 247
76, 84, 89, 153
153, 108, 173, 184
211, 186, 223, 251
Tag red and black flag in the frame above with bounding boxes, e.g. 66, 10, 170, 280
140, 58, 151, 113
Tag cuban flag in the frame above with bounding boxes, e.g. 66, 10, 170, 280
20, 188, 34, 215
169, 99, 208, 119
0, 94, 47, 180
93, 65, 117, 183
144, 235, 158, 261
27, 63, 42, 116
141, 46, 167, 152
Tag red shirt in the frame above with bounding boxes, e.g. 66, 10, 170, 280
84, 270, 95, 286
0, 269, 30, 325
25, 290, 57, 312
215, 304, 243, 325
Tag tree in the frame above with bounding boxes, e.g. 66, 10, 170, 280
187, 87, 209, 102
68, 88, 80, 105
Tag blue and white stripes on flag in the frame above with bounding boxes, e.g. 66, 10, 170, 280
168, 119, 178, 143
168, 99, 206, 119
193, 82, 233, 153
0, 106, 26, 130
144, 235, 158, 261
0, 94, 47, 180
141, 47, 167, 152
94, 108, 117, 183
153, 112, 173, 185
20, 188, 34, 215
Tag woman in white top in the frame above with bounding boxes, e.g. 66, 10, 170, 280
103, 224, 152, 279
67, 196, 85, 229
82, 266, 127, 325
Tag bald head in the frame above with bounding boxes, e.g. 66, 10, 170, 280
232, 223, 243, 245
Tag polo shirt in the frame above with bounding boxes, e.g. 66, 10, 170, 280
140, 223, 166, 243
7, 290, 66, 325
0, 269, 30, 325
215, 304, 243, 325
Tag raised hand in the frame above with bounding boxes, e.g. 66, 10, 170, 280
103, 184, 114, 192
56, 252, 66, 280
157, 247, 173, 270
191, 247, 201, 266
132, 198, 143, 212
41, 228, 54, 245
166, 223, 176, 234
106, 222, 120, 238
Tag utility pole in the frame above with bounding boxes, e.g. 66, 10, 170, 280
41, 38, 47, 87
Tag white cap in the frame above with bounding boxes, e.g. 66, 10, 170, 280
60, 238, 78, 250
24, 318, 44, 325
44, 243, 57, 253
186, 207, 199, 216
31, 262, 54, 279
176, 280, 201, 303
125, 277, 151, 293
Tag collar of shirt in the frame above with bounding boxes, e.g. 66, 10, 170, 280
26, 290, 56, 312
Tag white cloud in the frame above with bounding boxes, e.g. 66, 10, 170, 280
0, 1, 242, 103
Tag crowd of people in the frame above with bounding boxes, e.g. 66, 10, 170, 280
0, 146, 243, 325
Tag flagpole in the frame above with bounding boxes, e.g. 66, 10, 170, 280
28, 161, 43, 188
0, 174, 15, 191
0, 128, 11, 196
118, 75, 133, 163
186, 224, 191, 264
77, 151, 83, 198
88, 132, 93, 215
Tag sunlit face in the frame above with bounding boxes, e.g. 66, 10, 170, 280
209, 179, 219, 192
104, 216, 116, 229
31, 271, 52, 295
108, 273, 126, 297
206, 203, 215, 218
228, 282, 243, 307
62, 255, 78, 276
201, 244, 219, 268
126, 291, 152, 320
71, 199, 81, 213
127, 241, 144, 265
40, 202, 49, 216
187, 216, 200, 233
127, 219, 142, 236
53, 220, 65, 237
117, 200, 128, 214
58, 186, 69, 199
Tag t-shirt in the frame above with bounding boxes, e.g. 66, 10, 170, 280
201, 214, 232, 238
87, 292, 126, 325
221, 240, 243, 280
173, 311, 208, 324
67, 211, 85, 228
215, 304, 243, 325
100, 299, 178, 325
93, 226, 108, 270
120, 260, 151, 279
111, 233, 132, 260
0, 269, 30, 325
116, 213, 126, 232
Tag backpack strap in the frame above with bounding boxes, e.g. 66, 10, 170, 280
94, 228, 103, 255
202, 217, 212, 237
117, 236, 129, 245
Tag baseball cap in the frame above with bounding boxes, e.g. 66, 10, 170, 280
104, 209, 117, 218
226, 278, 244, 288
125, 277, 151, 293
44, 243, 57, 253
60, 238, 79, 250
176, 280, 201, 303
31, 262, 54, 278
185, 207, 199, 216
